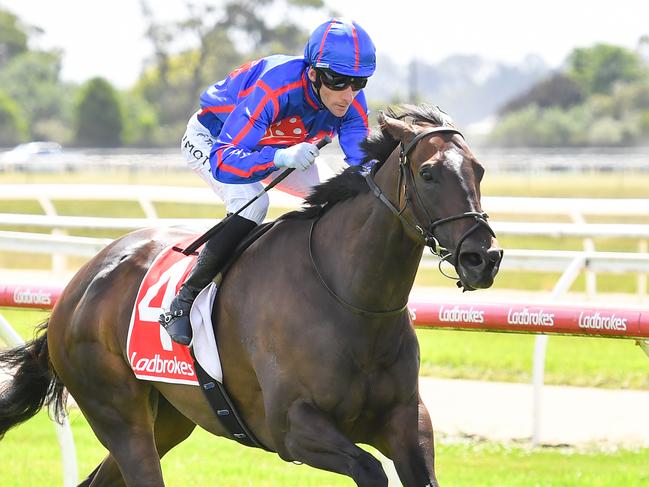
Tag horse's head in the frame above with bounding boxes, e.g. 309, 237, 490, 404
373, 105, 502, 290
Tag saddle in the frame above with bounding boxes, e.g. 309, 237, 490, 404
214, 220, 276, 281
179, 220, 277, 451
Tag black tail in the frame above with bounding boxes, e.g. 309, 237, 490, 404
0, 321, 67, 439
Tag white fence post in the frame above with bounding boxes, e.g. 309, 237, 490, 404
138, 195, 158, 219
36, 195, 67, 274
0, 313, 78, 487
531, 255, 585, 446
639, 240, 647, 298
570, 209, 596, 298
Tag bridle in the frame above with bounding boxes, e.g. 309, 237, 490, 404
308, 124, 496, 317
364, 125, 495, 266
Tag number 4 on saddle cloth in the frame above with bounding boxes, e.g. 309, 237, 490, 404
127, 236, 213, 386
127, 232, 271, 449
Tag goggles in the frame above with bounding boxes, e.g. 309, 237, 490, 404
316, 68, 368, 91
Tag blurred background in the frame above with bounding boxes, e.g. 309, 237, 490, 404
1, 2, 648, 486
0, 0, 648, 158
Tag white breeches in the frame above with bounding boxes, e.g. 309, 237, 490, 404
181, 112, 335, 224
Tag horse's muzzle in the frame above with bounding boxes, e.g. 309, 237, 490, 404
456, 243, 503, 290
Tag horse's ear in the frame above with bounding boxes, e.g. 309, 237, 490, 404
377, 111, 417, 145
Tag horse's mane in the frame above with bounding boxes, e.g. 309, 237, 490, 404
280, 103, 455, 220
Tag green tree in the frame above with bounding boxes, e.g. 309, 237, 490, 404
491, 41, 649, 147
567, 44, 644, 96
499, 73, 584, 115
74, 77, 123, 147
491, 105, 593, 147
135, 0, 325, 143
0, 50, 74, 141
0, 90, 27, 145
0, 9, 29, 67
120, 91, 159, 146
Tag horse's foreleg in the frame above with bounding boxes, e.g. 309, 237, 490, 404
280, 400, 388, 487
377, 396, 439, 487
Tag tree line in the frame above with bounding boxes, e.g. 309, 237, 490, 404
1, 2, 648, 148
492, 41, 649, 146
0, 0, 324, 148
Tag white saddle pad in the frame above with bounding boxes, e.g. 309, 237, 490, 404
190, 282, 223, 383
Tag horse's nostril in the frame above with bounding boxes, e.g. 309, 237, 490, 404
460, 252, 483, 268
487, 248, 503, 264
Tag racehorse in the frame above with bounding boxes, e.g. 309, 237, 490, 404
0, 104, 502, 486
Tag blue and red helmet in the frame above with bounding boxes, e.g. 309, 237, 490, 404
304, 19, 376, 78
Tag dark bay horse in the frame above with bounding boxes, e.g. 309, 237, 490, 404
0, 104, 502, 486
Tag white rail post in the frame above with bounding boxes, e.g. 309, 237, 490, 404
0, 313, 78, 487
531, 254, 585, 446
570, 210, 596, 298
638, 340, 649, 359
138, 195, 158, 220
37, 195, 67, 274
639, 240, 647, 298
0, 313, 24, 346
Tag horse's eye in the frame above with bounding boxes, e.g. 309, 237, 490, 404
419, 168, 434, 181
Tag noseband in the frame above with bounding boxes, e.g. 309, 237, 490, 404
308, 125, 497, 317
364, 126, 496, 264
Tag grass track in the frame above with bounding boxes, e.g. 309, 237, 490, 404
0, 410, 647, 486
2, 171, 649, 484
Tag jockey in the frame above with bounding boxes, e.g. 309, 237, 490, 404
160, 18, 376, 345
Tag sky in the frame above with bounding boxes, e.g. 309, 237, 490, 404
2, 0, 649, 88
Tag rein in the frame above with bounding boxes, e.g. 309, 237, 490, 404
366, 126, 495, 262
308, 217, 408, 317
308, 125, 495, 316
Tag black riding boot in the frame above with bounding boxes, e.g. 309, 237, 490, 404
159, 215, 257, 345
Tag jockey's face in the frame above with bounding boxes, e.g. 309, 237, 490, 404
308, 67, 360, 118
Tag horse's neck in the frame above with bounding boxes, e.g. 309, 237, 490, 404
313, 155, 423, 314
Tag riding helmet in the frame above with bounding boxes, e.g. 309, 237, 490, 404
304, 18, 376, 78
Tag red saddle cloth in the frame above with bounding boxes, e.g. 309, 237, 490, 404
126, 238, 200, 385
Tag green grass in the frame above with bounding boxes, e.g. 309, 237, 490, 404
0, 410, 352, 486
416, 329, 649, 389
3, 171, 648, 484
436, 441, 649, 487
481, 172, 649, 198
2, 167, 649, 198
2, 175, 649, 292
0, 409, 647, 486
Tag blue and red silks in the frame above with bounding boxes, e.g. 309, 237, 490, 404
197, 55, 370, 184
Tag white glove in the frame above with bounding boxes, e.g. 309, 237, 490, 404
274, 142, 320, 171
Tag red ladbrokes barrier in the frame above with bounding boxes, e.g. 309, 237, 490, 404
410, 300, 649, 339
0, 283, 63, 310
2, 283, 648, 339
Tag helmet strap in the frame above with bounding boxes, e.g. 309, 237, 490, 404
311, 68, 325, 106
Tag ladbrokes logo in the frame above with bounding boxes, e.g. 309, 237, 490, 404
438, 305, 485, 323
578, 312, 627, 331
130, 352, 195, 376
12, 287, 52, 306
507, 307, 554, 327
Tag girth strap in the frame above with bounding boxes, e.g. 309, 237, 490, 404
191, 351, 270, 451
